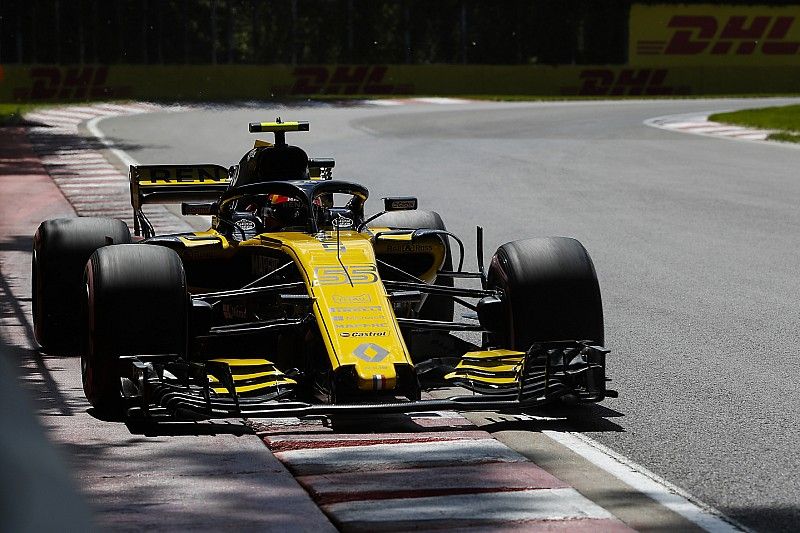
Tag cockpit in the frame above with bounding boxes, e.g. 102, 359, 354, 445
218, 180, 368, 241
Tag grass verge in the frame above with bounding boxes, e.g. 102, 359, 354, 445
0, 104, 48, 126
767, 131, 800, 143
710, 104, 800, 144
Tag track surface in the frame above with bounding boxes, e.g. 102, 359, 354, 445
98, 97, 800, 532
0, 126, 336, 531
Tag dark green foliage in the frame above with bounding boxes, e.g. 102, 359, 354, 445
2, 0, 796, 66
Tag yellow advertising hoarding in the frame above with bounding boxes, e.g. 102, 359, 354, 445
630, 4, 800, 66
1, 64, 799, 102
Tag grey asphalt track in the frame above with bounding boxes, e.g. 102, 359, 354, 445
99, 97, 800, 532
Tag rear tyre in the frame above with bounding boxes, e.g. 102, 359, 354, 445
83, 245, 188, 416
368, 210, 454, 322
32, 218, 131, 353
487, 237, 603, 350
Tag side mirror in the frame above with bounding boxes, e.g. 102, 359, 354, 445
384, 197, 418, 211
182, 202, 218, 216
360, 198, 418, 230
476, 296, 505, 333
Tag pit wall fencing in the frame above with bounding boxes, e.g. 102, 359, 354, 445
1, 63, 799, 102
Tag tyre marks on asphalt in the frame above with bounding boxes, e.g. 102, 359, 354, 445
250, 414, 634, 532
24, 104, 193, 234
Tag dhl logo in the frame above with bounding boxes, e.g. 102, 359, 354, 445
12, 66, 131, 101
282, 66, 413, 96
564, 69, 689, 96
637, 15, 800, 56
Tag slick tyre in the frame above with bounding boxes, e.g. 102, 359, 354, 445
487, 237, 603, 350
83, 245, 188, 416
368, 210, 454, 322
32, 218, 131, 354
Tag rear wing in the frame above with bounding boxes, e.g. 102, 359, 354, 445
129, 159, 336, 237
129, 164, 231, 237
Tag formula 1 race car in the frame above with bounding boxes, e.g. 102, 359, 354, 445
32, 120, 616, 420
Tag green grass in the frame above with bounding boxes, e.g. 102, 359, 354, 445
710, 104, 800, 143
766, 131, 800, 143
0, 103, 50, 126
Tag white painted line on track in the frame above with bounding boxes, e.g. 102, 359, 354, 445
86, 113, 201, 230
324, 488, 615, 523
86, 115, 141, 169
26, 103, 195, 235
543, 431, 749, 533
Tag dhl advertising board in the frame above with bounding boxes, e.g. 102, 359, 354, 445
0, 63, 799, 102
3, 3, 800, 104
630, 4, 800, 66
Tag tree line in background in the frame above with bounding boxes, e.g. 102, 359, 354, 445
1, 0, 798, 66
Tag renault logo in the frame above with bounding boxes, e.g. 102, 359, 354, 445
352, 343, 389, 363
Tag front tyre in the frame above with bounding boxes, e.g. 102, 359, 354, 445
32, 218, 131, 353
83, 245, 188, 415
487, 237, 603, 350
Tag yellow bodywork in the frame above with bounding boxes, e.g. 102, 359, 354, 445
207, 358, 296, 395
445, 349, 527, 387
370, 228, 445, 284
266, 230, 413, 392
176, 224, 446, 395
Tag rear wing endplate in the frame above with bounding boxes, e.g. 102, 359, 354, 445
129, 164, 231, 237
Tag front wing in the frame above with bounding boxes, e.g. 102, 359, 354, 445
121, 342, 615, 421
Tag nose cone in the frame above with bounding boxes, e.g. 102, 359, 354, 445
351, 344, 398, 391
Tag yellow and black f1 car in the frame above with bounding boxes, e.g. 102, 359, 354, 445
32, 121, 616, 420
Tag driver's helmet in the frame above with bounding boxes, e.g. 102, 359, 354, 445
253, 194, 307, 231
